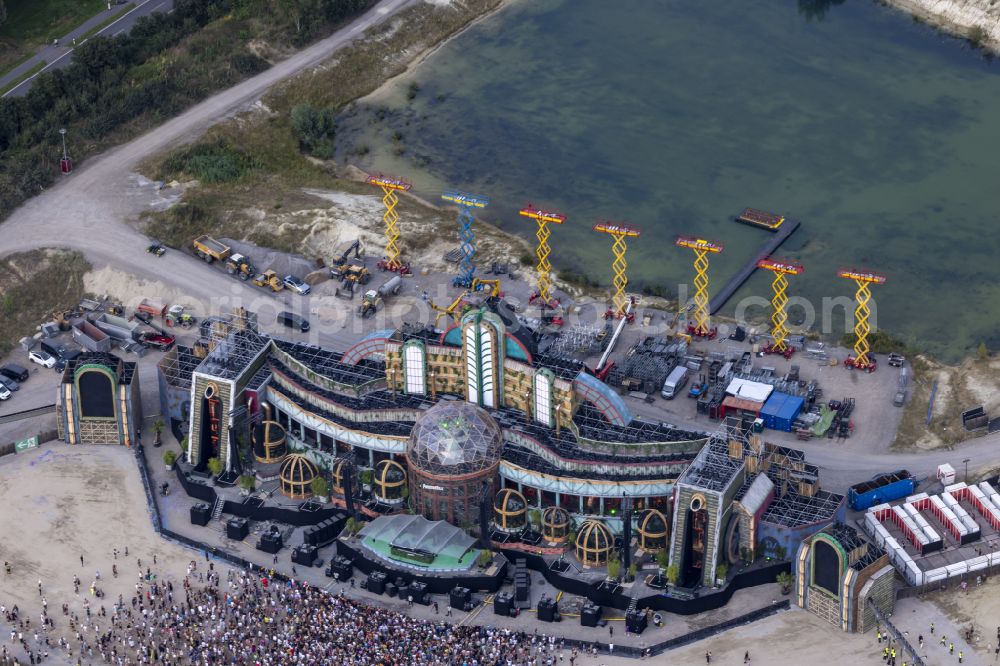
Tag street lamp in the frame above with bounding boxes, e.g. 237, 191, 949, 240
963, 458, 971, 482
58, 128, 73, 174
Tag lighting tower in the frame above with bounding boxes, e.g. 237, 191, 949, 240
757, 257, 804, 358
675, 236, 723, 338
441, 190, 489, 288
366, 174, 411, 273
593, 222, 641, 319
519, 204, 566, 308
837, 268, 886, 373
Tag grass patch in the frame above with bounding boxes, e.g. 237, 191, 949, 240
0, 50, 33, 79
0, 248, 90, 357
79, 3, 136, 41
0, 0, 105, 42
0, 59, 45, 96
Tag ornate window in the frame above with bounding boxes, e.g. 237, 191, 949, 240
403, 341, 426, 395
533, 369, 554, 427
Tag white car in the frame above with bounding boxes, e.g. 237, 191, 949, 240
283, 275, 311, 295
0, 385, 9, 401
28, 350, 56, 368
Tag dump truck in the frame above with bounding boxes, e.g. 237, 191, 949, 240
848, 470, 917, 511
357, 275, 403, 318
192, 235, 231, 263
136, 298, 168, 319
225, 253, 255, 280
253, 270, 283, 292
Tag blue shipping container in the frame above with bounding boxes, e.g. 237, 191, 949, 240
759, 392, 805, 432
848, 470, 917, 511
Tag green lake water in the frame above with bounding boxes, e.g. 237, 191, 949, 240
335, 0, 1000, 361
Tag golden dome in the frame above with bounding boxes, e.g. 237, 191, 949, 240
575, 519, 615, 566
636, 509, 669, 551
252, 420, 287, 464
493, 488, 527, 532
279, 454, 318, 499
331, 458, 351, 495
373, 459, 407, 502
542, 506, 572, 542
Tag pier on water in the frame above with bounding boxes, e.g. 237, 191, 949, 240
708, 213, 801, 314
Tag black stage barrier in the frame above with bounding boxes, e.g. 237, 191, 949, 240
499, 548, 790, 615
173, 464, 346, 527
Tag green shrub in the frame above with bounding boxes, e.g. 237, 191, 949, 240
163, 450, 177, 466
291, 103, 336, 159
207, 457, 223, 477
311, 476, 329, 497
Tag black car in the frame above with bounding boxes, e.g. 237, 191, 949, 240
55, 349, 82, 372
277, 311, 310, 332
0, 363, 29, 382
147, 243, 166, 257
0, 375, 18, 392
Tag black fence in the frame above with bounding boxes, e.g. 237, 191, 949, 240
172, 464, 344, 526
499, 548, 789, 614
336, 537, 507, 595
543, 601, 791, 658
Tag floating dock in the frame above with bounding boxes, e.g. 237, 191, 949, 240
709, 212, 800, 314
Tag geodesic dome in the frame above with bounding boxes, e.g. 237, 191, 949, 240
407, 401, 504, 475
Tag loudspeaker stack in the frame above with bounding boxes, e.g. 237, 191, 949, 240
291, 544, 317, 566
367, 571, 387, 595
190, 503, 211, 526
449, 586, 471, 610
580, 601, 602, 628
226, 518, 249, 541
537, 596, 560, 623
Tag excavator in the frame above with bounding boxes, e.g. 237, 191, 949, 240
330, 239, 363, 272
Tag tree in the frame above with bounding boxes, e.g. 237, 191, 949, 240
207, 457, 223, 477
311, 476, 329, 498
163, 450, 177, 467
607, 554, 621, 581
290, 104, 336, 159
665, 563, 680, 586
978, 342, 989, 361
715, 563, 729, 582
776, 571, 792, 594
238, 475, 256, 492
656, 550, 669, 570
477, 550, 493, 568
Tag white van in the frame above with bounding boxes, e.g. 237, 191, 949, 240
661, 366, 689, 400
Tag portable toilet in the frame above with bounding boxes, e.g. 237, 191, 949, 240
937, 463, 956, 486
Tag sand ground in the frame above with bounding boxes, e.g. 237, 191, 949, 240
0, 441, 907, 665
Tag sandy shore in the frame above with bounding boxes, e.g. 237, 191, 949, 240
882, 0, 1000, 52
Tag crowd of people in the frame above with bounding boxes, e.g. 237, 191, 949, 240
2, 550, 611, 666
